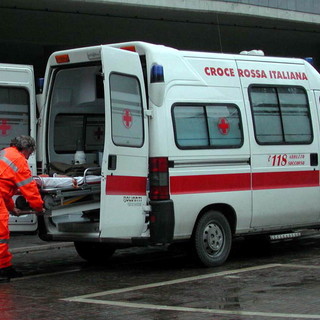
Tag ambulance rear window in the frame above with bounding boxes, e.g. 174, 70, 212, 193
110, 73, 144, 147
54, 114, 104, 153
0, 87, 29, 150
172, 104, 243, 149
249, 86, 312, 145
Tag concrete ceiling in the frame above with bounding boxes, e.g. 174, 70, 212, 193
0, 0, 319, 75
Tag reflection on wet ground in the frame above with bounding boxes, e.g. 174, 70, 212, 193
1, 232, 320, 320
62, 263, 320, 318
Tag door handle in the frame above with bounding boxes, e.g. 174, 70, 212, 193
108, 154, 117, 170
310, 153, 318, 166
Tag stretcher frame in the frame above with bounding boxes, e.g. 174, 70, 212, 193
38, 167, 101, 210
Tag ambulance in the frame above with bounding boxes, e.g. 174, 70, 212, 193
0, 64, 38, 233
36, 42, 320, 266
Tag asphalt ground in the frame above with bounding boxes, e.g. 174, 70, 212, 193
9, 233, 73, 254
3, 231, 320, 320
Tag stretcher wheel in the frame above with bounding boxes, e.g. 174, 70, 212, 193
74, 241, 115, 263
43, 195, 56, 210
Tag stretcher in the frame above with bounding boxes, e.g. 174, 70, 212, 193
34, 167, 102, 210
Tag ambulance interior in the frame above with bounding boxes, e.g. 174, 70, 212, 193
48, 64, 105, 169
39, 64, 105, 229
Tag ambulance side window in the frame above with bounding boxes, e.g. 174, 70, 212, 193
249, 86, 312, 144
172, 104, 243, 149
110, 73, 144, 147
0, 87, 29, 150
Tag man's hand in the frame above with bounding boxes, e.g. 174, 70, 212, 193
36, 208, 46, 215
10, 207, 46, 216
10, 207, 23, 217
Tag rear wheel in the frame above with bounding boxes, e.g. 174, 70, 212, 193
74, 242, 116, 263
193, 210, 232, 267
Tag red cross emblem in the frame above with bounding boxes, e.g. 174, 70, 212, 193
218, 117, 230, 135
122, 109, 133, 129
94, 127, 104, 140
0, 119, 11, 136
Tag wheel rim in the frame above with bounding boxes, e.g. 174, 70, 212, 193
202, 222, 224, 256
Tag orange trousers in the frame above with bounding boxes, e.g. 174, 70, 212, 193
0, 197, 12, 269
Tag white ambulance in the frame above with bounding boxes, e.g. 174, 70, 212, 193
36, 42, 320, 266
0, 64, 38, 233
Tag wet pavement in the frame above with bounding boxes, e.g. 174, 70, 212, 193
2, 232, 320, 319
10, 233, 73, 254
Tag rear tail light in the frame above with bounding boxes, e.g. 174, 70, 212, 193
149, 157, 170, 200
120, 46, 136, 52
55, 54, 70, 64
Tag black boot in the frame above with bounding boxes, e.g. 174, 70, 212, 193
0, 266, 23, 279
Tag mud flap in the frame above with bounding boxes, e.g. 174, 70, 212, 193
149, 200, 174, 244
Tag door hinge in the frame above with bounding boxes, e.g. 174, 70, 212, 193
145, 109, 153, 118
143, 205, 151, 212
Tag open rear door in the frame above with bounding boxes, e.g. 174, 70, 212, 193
100, 46, 149, 239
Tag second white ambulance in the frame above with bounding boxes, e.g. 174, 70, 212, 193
0, 64, 38, 233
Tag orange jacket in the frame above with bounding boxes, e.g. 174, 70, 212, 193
0, 146, 43, 212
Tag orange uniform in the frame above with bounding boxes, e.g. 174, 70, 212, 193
0, 146, 43, 269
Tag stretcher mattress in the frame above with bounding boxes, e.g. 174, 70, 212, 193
34, 175, 101, 190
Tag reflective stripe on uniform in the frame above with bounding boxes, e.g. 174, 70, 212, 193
16, 177, 33, 187
0, 238, 9, 244
0, 156, 18, 172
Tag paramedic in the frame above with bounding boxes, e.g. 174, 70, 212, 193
0, 135, 44, 281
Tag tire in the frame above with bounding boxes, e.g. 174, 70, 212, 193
193, 210, 232, 267
74, 242, 116, 264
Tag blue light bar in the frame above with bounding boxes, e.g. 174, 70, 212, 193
36, 78, 44, 94
304, 57, 314, 65
150, 64, 164, 83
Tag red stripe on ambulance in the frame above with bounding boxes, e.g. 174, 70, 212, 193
106, 175, 147, 195
170, 170, 319, 194
252, 170, 319, 190
170, 173, 250, 194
